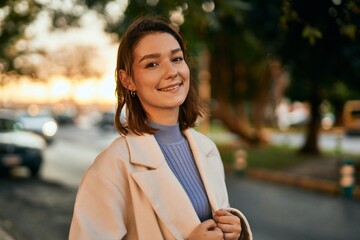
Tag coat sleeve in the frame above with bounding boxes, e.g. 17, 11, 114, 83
203, 135, 253, 240
69, 167, 128, 240
225, 207, 253, 240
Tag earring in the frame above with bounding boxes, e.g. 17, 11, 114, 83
130, 91, 136, 97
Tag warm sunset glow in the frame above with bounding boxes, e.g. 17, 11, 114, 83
0, 11, 119, 108
50, 77, 72, 100
1, 74, 117, 106
74, 80, 96, 104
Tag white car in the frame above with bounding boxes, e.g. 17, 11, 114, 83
17, 113, 58, 144
0, 110, 46, 176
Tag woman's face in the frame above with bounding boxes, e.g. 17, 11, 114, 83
130, 32, 190, 123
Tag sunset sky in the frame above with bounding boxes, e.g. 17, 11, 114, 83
1, 4, 123, 107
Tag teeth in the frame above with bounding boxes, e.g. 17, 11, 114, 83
159, 84, 180, 91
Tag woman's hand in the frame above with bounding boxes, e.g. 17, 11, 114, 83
213, 209, 241, 240
188, 219, 224, 240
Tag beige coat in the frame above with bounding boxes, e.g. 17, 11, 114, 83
69, 128, 252, 240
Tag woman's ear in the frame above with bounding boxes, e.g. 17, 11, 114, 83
118, 70, 136, 91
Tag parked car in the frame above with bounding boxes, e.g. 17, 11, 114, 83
0, 110, 46, 176
97, 111, 116, 131
343, 100, 360, 135
16, 112, 58, 144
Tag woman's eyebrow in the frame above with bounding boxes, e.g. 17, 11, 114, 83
139, 53, 160, 63
171, 48, 182, 54
138, 48, 183, 63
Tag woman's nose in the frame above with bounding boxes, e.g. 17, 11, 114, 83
164, 61, 178, 79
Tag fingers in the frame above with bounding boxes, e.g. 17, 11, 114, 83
214, 209, 241, 240
201, 220, 225, 240
212, 226, 225, 240
214, 210, 240, 225
202, 219, 218, 230
215, 209, 232, 216
188, 220, 224, 240
223, 231, 240, 240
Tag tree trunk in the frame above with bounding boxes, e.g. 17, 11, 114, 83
333, 101, 345, 127
299, 81, 321, 154
211, 100, 267, 145
209, 37, 264, 145
208, 29, 270, 145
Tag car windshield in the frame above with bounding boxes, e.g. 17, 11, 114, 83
0, 118, 23, 132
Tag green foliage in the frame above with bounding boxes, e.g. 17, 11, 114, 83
279, 0, 360, 100
246, 0, 360, 103
2, 0, 359, 93
301, 25, 323, 45
0, 0, 86, 75
0, 0, 42, 73
2, 0, 360, 154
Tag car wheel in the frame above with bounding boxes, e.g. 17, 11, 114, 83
0, 167, 11, 177
29, 158, 42, 177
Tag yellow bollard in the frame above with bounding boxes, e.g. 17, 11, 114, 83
339, 159, 355, 198
234, 149, 247, 176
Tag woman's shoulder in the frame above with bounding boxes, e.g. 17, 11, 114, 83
90, 135, 131, 169
185, 128, 219, 157
187, 128, 216, 146
105, 134, 129, 154
80, 135, 131, 189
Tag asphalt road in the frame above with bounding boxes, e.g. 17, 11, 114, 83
1, 125, 360, 240
226, 175, 360, 240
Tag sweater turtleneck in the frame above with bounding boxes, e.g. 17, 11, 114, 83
150, 121, 184, 145
149, 121, 212, 222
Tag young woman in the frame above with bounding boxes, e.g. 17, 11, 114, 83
69, 16, 252, 240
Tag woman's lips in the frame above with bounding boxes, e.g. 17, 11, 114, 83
158, 82, 182, 92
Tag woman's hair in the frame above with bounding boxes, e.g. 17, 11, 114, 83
114, 15, 204, 135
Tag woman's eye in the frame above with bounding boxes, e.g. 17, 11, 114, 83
173, 57, 184, 62
145, 62, 158, 68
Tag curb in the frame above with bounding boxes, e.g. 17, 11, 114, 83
0, 227, 14, 240
246, 168, 360, 200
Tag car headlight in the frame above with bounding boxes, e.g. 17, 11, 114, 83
42, 120, 58, 137
26, 148, 41, 156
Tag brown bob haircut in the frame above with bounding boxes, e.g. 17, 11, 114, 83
114, 15, 204, 135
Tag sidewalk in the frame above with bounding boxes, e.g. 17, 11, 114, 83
245, 156, 360, 200
213, 129, 360, 200
0, 228, 14, 240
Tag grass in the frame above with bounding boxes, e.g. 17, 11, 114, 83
217, 144, 305, 170
201, 121, 360, 182
217, 142, 360, 171
206, 121, 307, 170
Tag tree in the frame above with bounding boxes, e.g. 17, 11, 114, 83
0, 1, 285, 144
3, 0, 359, 153
109, 0, 360, 152
273, 0, 360, 153
0, 0, 86, 76
81, 0, 272, 144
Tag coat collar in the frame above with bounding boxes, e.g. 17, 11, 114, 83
125, 132, 164, 168
183, 129, 224, 211
125, 129, 214, 168
125, 129, 225, 239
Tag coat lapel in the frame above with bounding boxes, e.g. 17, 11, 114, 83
126, 133, 200, 239
184, 129, 229, 211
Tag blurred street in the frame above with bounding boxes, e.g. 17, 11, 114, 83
43, 125, 360, 187
270, 130, 360, 155
1, 125, 360, 240
227, 176, 360, 240
2, 1, 360, 239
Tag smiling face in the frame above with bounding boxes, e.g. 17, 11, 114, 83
126, 32, 190, 124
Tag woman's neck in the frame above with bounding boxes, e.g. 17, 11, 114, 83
148, 108, 179, 125
150, 121, 183, 144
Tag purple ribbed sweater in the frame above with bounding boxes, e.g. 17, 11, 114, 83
150, 122, 212, 222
